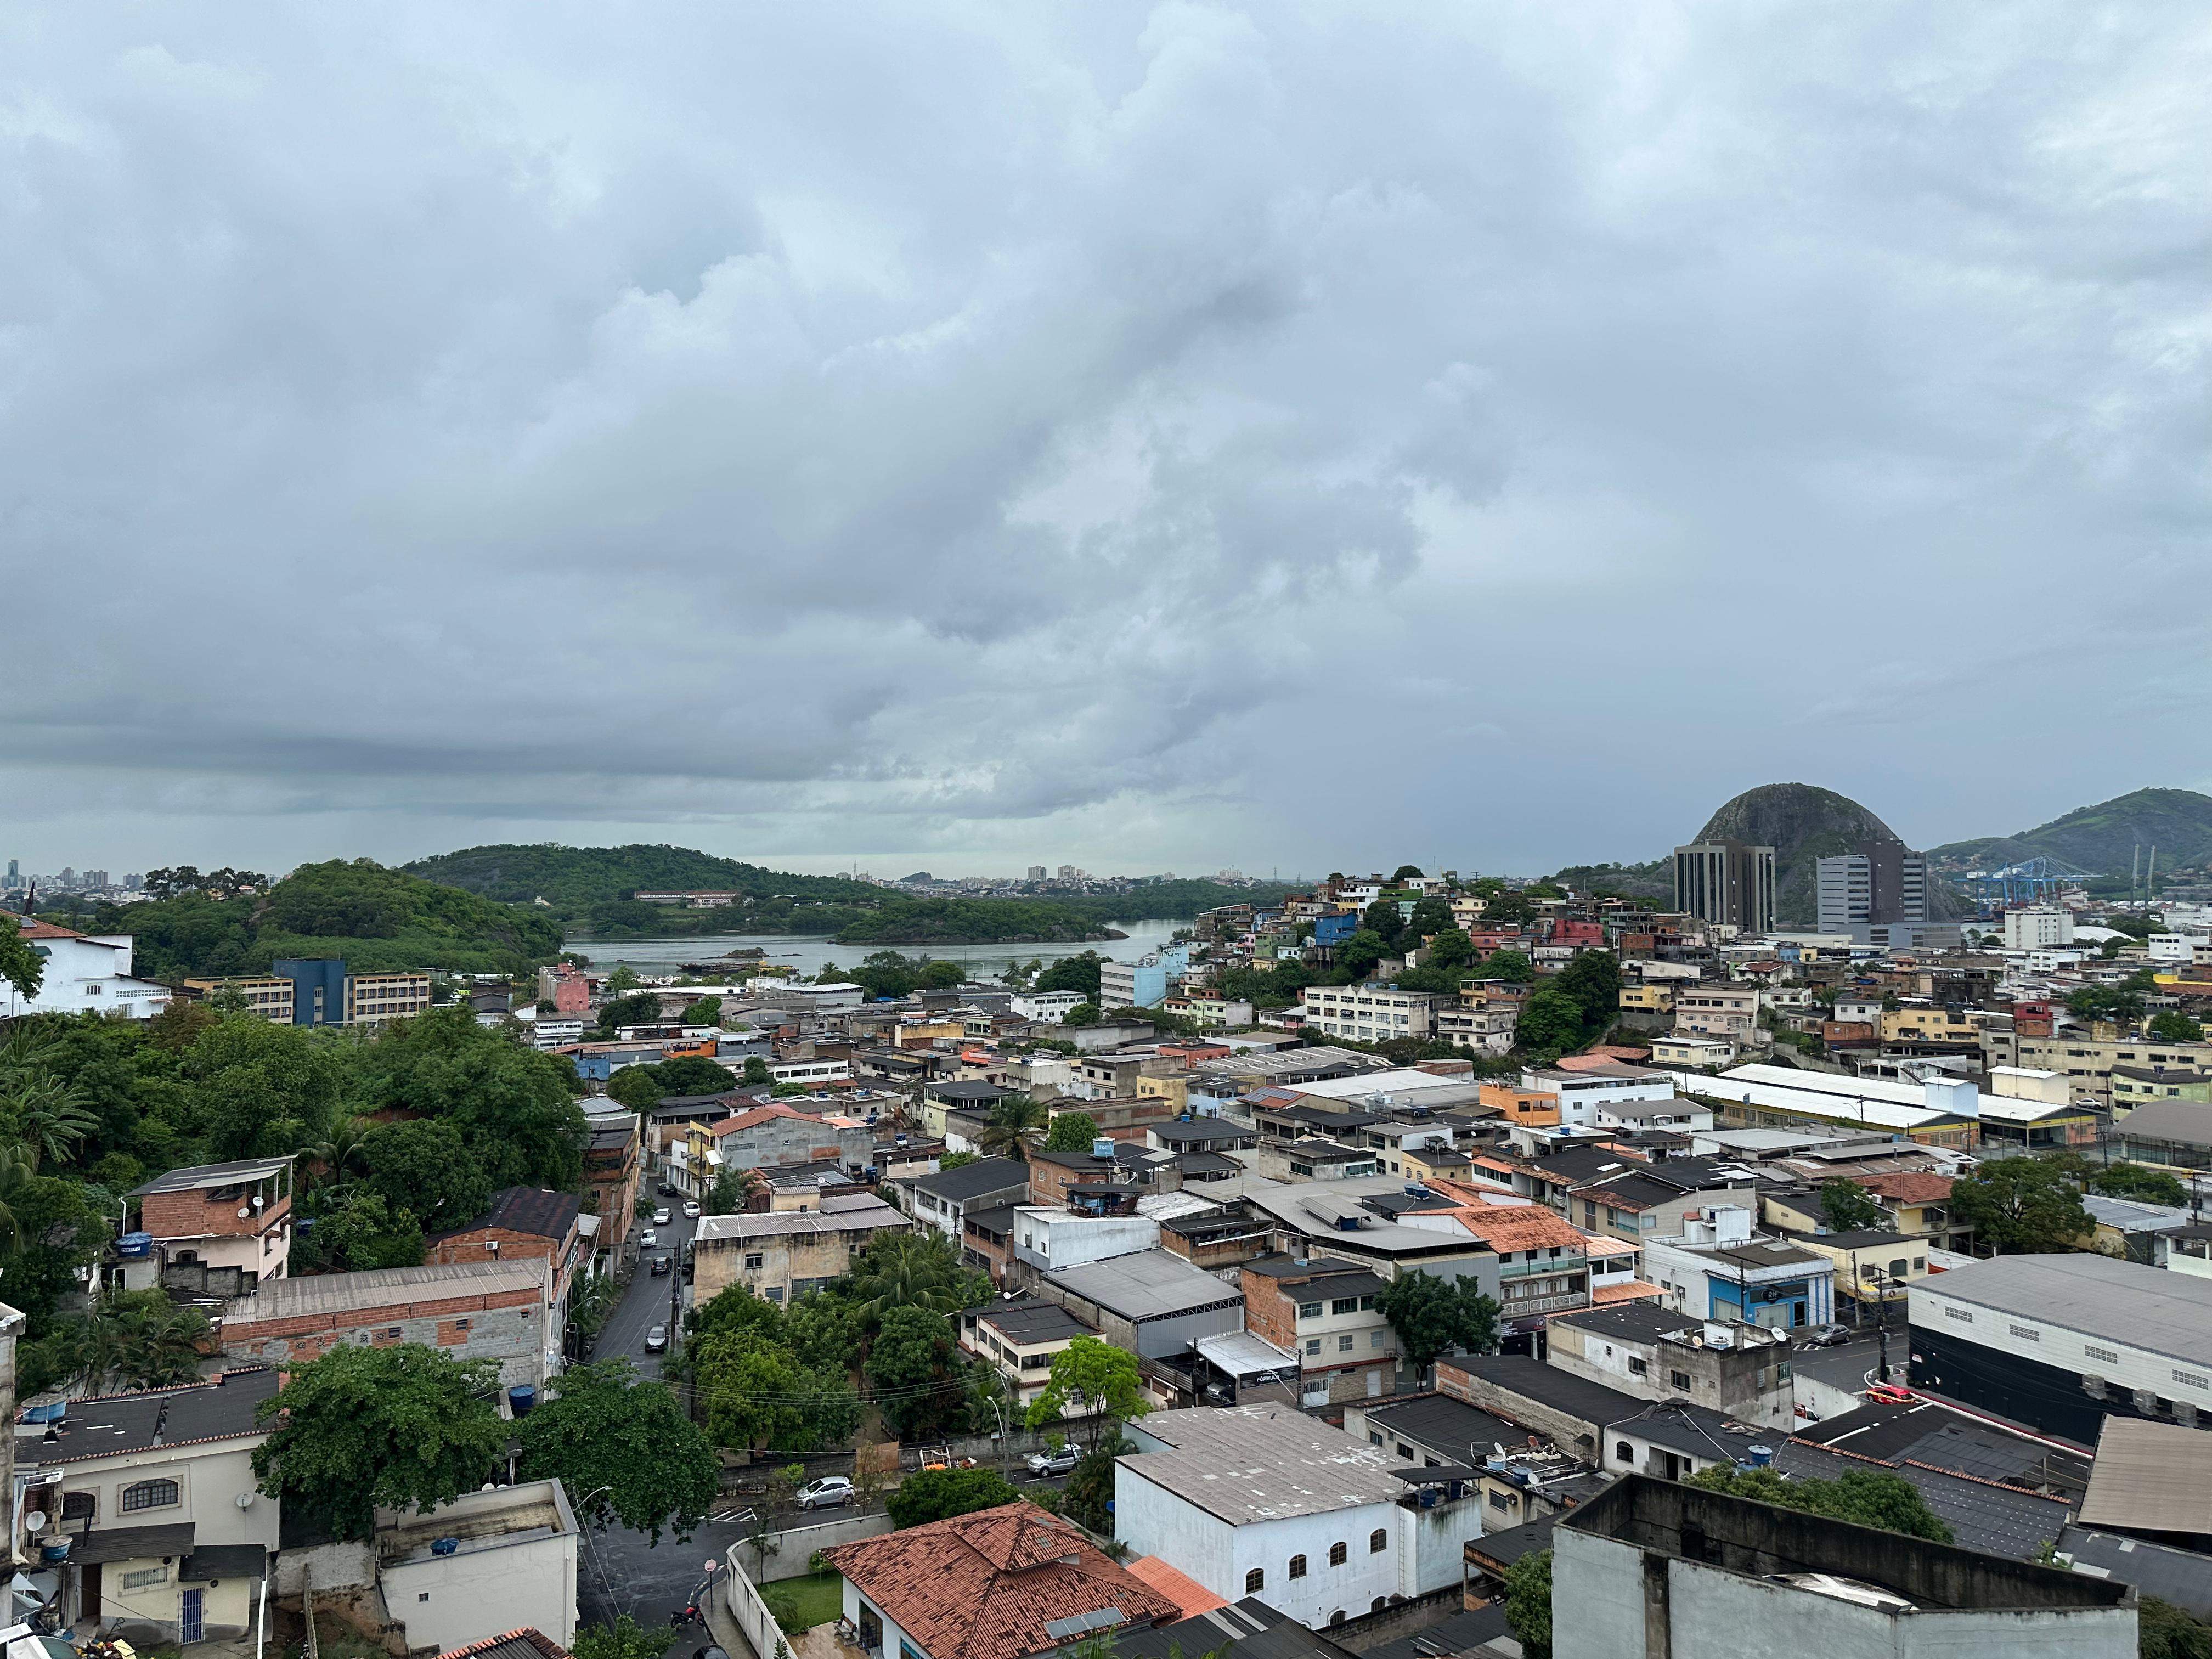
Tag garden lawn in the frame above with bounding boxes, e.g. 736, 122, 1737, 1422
762, 1571, 843, 1633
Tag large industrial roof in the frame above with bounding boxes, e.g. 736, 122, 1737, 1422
1911, 1252, 2212, 1369
1120, 1406, 1401, 1524
1043, 1249, 1245, 1321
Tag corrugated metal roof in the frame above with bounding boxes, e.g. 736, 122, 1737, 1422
2077, 1418, 2212, 1535
1910, 1252, 2212, 1369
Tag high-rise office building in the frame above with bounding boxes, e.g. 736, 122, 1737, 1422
1815, 843, 1928, 934
1672, 840, 1775, 934
1026, 865, 1048, 882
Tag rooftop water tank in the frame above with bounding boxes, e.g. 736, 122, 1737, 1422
507, 1384, 537, 1417
1091, 1137, 1115, 1159
116, 1232, 154, 1260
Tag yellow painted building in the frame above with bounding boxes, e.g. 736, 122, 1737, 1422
1134, 1074, 1190, 1113
1880, 1004, 1981, 1045
1620, 984, 1674, 1013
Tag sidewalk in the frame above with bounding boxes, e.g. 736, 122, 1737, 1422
705, 1578, 763, 1659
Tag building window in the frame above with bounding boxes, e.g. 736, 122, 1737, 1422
1616, 1442, 1633, 1464
1370, 1330, 1386, 1349
2177, 1370, 2210, 1390
2008, 1324, 2040, 1342
1367, 1431, 1383, 1446
1338, 1335, 1355, 1353
2084, 1344, 2119, 1364
1627, 1357, 1648, 1376
1943, 1306, 1973, 1323
1329, 1542, 1348, 1567
60, 1491, 94, 1522
121, 1479, 179, 1513
1288, 1555, 1307, 1580
1297, 1301, 1323, 1319
1369, 1530, 1387, 1553
1488, 1490, 1513, 1511
1246, 1570, 1265, 1593
1331, 1298, 1359, 1315
121, 1567, 167, 1590
1669, 1370, 1692, 1391
744, 1252, 765, 1269
1306, 1339, 1322, 1356
1328, 1612, 1346, 1627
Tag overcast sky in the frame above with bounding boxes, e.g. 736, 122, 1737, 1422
5, 4, 2207, 882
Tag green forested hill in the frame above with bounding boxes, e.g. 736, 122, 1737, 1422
403, 843, 883, 909
83, 859, 565, 979
1927, 788, 2212, 883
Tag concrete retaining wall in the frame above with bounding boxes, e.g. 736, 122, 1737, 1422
757, 1513, 895, 1579
723, 1547, 787, 1659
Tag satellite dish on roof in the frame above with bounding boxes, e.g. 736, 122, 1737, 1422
23, 1513, 46, 1534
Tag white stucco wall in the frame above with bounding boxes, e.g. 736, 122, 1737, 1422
1112, 1464, 1398, 1629
381, 1530, 577, 1651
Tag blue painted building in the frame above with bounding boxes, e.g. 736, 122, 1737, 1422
270, 958, 348, 1026
1312, 912, 1358, 946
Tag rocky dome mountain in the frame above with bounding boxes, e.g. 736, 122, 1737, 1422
1691, 781, 1963, 927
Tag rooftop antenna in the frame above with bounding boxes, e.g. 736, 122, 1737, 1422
2132, 845, 2141, 906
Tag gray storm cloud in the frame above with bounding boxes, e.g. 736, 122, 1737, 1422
2, 3, 2205, 874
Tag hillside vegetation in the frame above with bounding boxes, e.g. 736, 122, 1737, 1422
404, 842, 1290, 941
1928, 787, 2212, 884
80, 859, 565, 979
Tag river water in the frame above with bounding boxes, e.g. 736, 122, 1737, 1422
565, 918, 1187, 979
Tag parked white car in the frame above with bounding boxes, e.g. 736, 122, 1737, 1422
797, 1477, 855, 1511
1025, 1446, 1080, 1476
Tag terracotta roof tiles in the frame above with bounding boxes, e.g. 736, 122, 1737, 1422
825, 1503, 1176, 1659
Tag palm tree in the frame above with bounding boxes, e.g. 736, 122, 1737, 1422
975, 1097, 1046, 1161
0, 1142, 41, 1248
301, 1113, 375, 1190
55, 1293, 211, 1395
1, 1076, 98, 1171
849, 1232, 969, 1322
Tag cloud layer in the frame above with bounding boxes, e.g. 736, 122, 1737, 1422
4, 3, 2207, 876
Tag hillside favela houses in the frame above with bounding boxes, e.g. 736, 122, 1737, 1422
18, 781, 2212, 1658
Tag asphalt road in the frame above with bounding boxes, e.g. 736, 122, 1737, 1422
577, 1200, 739, 1650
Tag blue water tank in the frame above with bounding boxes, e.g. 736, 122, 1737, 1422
41, 1539, 70, 1565
431, 1538, 459, 1557
19, 1399, 66, 1426
116, 1232, 154, 1260
508, 1384, 537, 1417
1744, 1445, 1775, 1468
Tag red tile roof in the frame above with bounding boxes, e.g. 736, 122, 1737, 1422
1124, 1556, 1228, 1618
14, 919, 91, 940
825, 1503, 1177, 1659
1854, 1172, 1954, 1203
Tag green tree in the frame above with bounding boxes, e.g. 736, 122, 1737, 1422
516, 1359, 718, 1544
1063, 1438, 1126, 1533
865, 1305, 964, 1440
1503, 1549, 1551, 1659
183, 1015, 348, 1159
1363, 900, 1408, 951
884, 1466, 1022, 1528
2149, 1009, 2204, 1043
307, 1188, 427, 1271
1951, 1158, 2094, 1254
642, 1054, 738, 1096
45, 1290, 212, 1393
783, 1290, 867, 1374
1059, 1002, 1102, 1028
359, 1118, 494, 1232
571, 1616, 669, 1659
351, 1007, 588, 1190
693, 1284, 787, 1342
1685, 1465, 1953, 1543
1379, 1272, 1500, 1373
1475, 949, 1534, 984
595, 990, 662, 1036
681, 995, 725, 1028
938, 1151, 979, 1171
1483, 891, 1537, 926
2139, 1595, 2212, 1659
1024, 1334, 1151, 1452
253, 1344, 507, 1539
977, 1096, 1047, 1161
0, 916, 45, 1002
1032, 952, 1104, 1001
849, 1231, 990, 1324
605, 966, 641, 994
692, 1329, 856, 1452
4, 1172, 112, 1329
1044, 1113, 1099, 1153
606, 1066, 665, 1111
742, 1057, 773, 1086
1820, 1179, 1887, 1232
2089, 1161, 2190, 1206
1548, 951, 1621, 1037
1391, 865, 1425, 883
1331, 929, 1388, 982
1514, 988, 1587, 1055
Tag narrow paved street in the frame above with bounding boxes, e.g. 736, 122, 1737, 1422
574, 1202, 749, 1651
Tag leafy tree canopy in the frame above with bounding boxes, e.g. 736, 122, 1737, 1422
351, 1007, 588, 1190
1379, 1271, 1500, 1370
2150, 1009, 2204, 1043
360, 1117, 494, 1232
1503, 1550, 1551, 1659
1950, 1158, 2093, 1254
1044, 1113, 1099, 1153
1024, 1335, 1150, 1452
253, 1344, 508, 1539
1820, 1179, 1887, 1232
1031, 953, 1104, 1001
865, 1304, 966, 1441
515, 1358, 719, 1544
0, 917, 44, 1002
884, 1467, 1023, 1528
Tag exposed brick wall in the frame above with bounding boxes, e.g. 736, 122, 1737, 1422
224, 1284, 547, 1389
1240, 1272, 1297, 1351
140, 1189, 291, 1243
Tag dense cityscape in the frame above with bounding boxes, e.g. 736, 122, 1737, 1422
1, 780, 2210, 1659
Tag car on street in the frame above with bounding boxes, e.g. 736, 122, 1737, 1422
654, 1207, 673, 1226
796, 1477, 855, 1511
640, 1228, 658, 1248
1025, 1446, 1080, 1476
650, 1254, 672, 1276
645, 1324, 668, 1353
1796, 1323, 1853, 1347
684, 1201, 702, 1218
